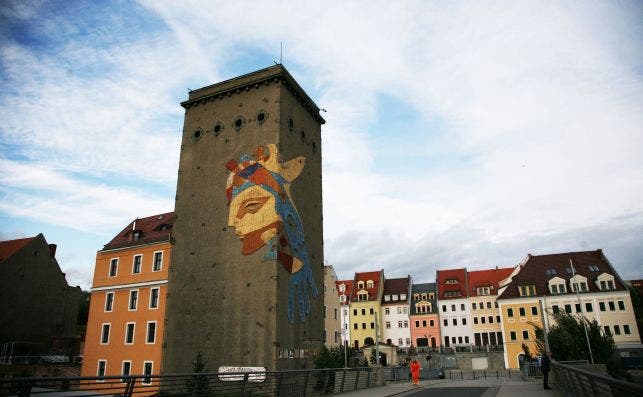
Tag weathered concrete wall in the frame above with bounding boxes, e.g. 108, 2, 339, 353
163, 66, 324, 373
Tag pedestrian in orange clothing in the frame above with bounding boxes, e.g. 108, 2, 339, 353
410, 359, 421, 386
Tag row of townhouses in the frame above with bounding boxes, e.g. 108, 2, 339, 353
78, 212, 641, 379
328, 251, 640, 369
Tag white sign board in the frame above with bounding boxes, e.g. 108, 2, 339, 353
217, 366, 266, 382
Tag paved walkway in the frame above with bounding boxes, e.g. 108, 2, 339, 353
340, 378, 564, 397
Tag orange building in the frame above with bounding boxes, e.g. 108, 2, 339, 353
81, 212, 173, 386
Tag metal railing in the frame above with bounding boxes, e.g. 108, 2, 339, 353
0, 367, 378, 396
552, 362, 643, 397
384, 367, 518, 382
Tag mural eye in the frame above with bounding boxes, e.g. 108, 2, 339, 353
243, 200, 264, 214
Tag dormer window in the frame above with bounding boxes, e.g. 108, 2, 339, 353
357, 292, 369, 301
546, 268, 557, 276
340, 295, 346, 302
132, 230, 142, 241
155, 223, 172, 231
400, 294, 406, 300
366, 280, 374, 288
444, 290, 461, 297
476, 287, 490, 296
357, 281, 364, 289
445, 279, 459, 284
588, 265, 600, 272
421, 293, 427, 300
339, 284, 345, 292
428, 293, 435, 299
384, 295, 390, 301
595, 273, 615, 291
392, 295, 399, 301
548, 277, 566, 294
569, 274, 588, 292
519, 285, 536, 296
413, 293, 420, 300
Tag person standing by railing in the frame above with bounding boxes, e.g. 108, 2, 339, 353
410, 359, 421, 386
540, 351, 552, 390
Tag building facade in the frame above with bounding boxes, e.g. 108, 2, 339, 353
381, 276, 412, 348
468, 267, 514, 347
437, 268, 473, 348
409, 283, 440, 348
336, 279, 354, 348
349, 271, 384, 350
163, 65, 326, 372
323, 266, 341, 347
81, 213, 172, 382
0, 234, 81, 353
497, 250, 641, 369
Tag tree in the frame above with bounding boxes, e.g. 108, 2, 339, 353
534, 312, 629, 380
186, 352, 208, 396
314, 345, 357, 369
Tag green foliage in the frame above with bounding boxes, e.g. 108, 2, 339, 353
314, 345, 357, 368
521, 343, 534, 362
534, 312, 630, 380
368, 350, 377, 366
187, 352, 208, 396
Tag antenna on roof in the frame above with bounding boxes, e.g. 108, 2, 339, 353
280, 42, 283, 64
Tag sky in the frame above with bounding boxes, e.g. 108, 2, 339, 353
1, 1, 642, 290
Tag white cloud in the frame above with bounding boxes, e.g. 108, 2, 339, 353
1, 0, 642, 286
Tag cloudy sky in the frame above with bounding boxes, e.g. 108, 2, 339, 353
1, 1, 642, 289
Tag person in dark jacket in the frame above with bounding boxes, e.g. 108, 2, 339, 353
540, 351, 552, 390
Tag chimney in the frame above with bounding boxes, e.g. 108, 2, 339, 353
48, 244, 57, 258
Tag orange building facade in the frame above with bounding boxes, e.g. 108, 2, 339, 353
81, 212, 173, 386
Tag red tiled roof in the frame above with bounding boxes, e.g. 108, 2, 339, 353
467, 267, 514, 297
103, 212, 174, 250
437, 268, 468, 300
497, 250, 625, 300
0, 236, 36, 263
336, 279, 354, 305
351, 270, 383, 302
382, 276, 411, 304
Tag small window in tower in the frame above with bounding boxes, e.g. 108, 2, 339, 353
234, 117, 244, 130
300, 129, 306, 143
191, 129, 203, 141
256, 111, 267, 124
288, 118, 294, 130
213, 122, 223, 136
312, 141, 316, 154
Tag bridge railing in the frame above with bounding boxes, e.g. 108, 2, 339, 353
552, 362, 643, 397
0, 367, 379, 397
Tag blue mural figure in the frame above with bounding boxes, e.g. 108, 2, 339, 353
225, 144, 318, 323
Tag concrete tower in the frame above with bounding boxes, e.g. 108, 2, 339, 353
163, 65, 325, 373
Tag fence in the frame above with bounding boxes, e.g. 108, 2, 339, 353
552, 362, 643, 397
384, 367, 518, 382
0, 367, 378, 397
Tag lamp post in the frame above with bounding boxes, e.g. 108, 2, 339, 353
341, 328, 348, 368
570, 259, 594, 364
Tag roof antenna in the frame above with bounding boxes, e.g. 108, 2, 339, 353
280, 42, 283, 64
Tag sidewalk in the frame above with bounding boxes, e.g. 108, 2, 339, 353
339, 378, 564, 397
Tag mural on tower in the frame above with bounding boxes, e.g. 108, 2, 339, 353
225, 143, 318, 323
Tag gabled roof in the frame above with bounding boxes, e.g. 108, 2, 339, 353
0, 236, 36, 263
351, 270, 383, 302
467, 267, 514, 297
437, 268, 468, 300
103, 212, 174, 250
497, 249, 625, 300
382, 276, 411, 304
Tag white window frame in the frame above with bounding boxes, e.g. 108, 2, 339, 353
142, 361, 154, 385
128, 289, 139, 311
124, 322, 135, 345
104, 292, 114, 312
149, 287, 160, 309
152, 251, 163, 272
146, 321, 157, 344
121, 360, 132, 383
132, 254, 143, 274
100, 323, 110, 345
109, 258, 119, 277
97, 359, 107, 381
